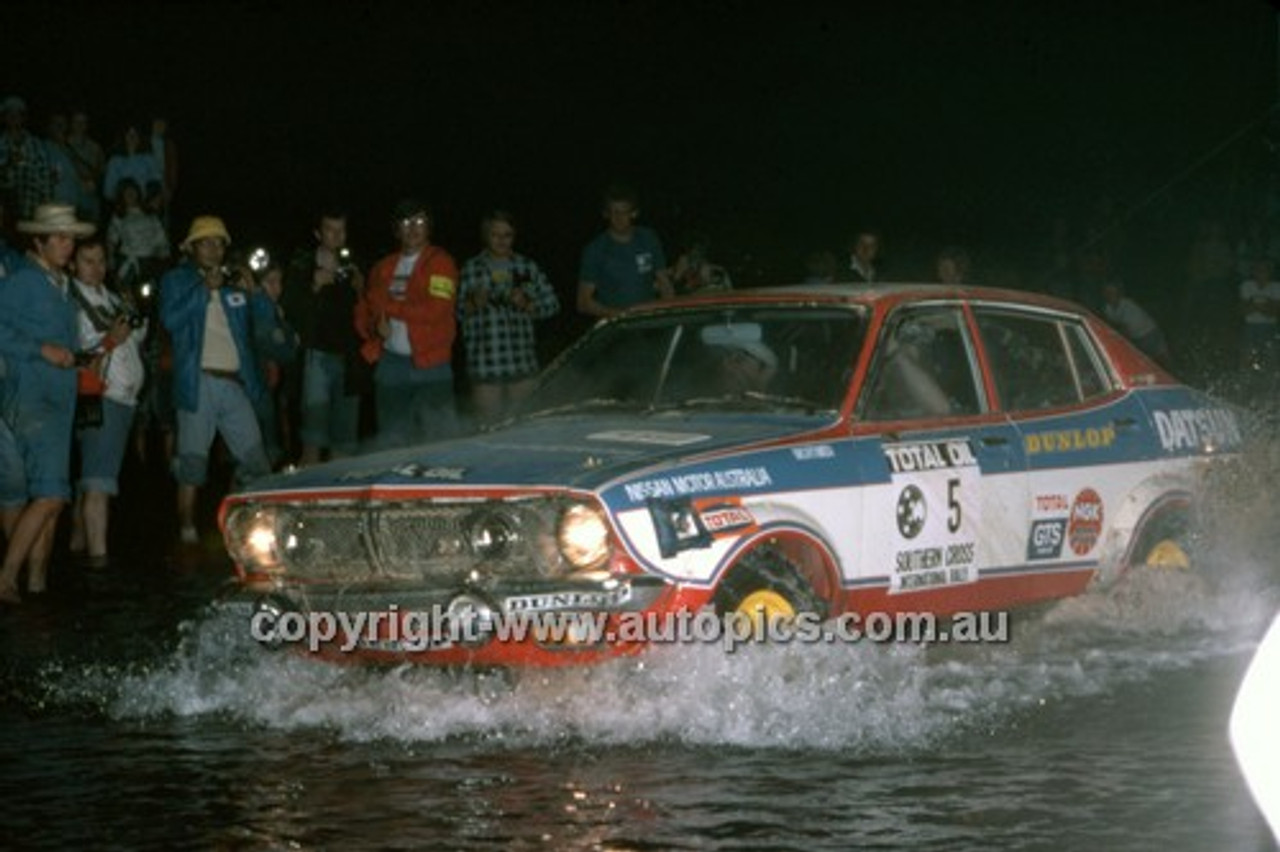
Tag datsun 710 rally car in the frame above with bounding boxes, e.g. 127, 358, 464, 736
220, 284, 1244, 665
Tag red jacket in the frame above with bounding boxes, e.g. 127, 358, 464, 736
356, 245, 458, 370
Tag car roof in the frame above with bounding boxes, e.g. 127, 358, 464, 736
644, 282, 1089, 316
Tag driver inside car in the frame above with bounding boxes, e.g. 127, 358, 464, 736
701, 323, 778, 394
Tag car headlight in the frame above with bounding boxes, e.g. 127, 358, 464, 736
225, 505, 291, 573
466, 508, 520, 560
557, 503, 612, 570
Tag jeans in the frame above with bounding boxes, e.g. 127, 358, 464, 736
174, 373, 270, 487
374, 353, 458, 450
300, 349, 360, 455
78, 398, 137, 495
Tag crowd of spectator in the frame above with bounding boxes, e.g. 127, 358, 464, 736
1, 91, 1278, 603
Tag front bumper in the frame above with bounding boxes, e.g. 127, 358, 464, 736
233, 573, 674, 666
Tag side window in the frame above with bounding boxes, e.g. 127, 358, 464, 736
861, 306, 985, 421
974, 309, 1110, 412
1064, 324, 1112, 399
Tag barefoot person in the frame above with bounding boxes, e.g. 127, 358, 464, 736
67, 237, 146, 566
0, 204, 94, 602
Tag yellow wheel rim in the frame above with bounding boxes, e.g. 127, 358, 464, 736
733, 589, 796, 640
736, 589, 796, 620
1144, 539, 1191, 570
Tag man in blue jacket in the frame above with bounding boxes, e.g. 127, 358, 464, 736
161, 215, 269, 544
0, 203, 91, 602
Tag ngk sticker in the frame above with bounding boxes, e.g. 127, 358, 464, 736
1067, 488, 1104, 556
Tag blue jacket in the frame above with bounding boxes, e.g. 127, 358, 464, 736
250, 290, 300, 368
160, 261, 263, 412
0, 257, 79, 410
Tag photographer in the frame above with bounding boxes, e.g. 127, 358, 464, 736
282, 208, 364, 464
160, 215, 269, 545
68, 237, 146, 567
457, 209, 560, 425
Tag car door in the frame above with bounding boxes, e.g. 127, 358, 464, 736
971, 305, 1147, 602
854, 303, 1028, 609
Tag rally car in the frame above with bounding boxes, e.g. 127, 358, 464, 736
219, 284, 1245, 665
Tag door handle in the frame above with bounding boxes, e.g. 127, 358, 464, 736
980, 434, 1009, 446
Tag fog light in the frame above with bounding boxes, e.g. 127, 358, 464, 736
447, 593, 496, 646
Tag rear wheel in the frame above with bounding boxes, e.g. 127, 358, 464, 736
713, 549, 826, 638
1129, 512, 1194, 573
1140, 538, 1191, 570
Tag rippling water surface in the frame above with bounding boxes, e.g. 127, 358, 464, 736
3, 443, 1279, 850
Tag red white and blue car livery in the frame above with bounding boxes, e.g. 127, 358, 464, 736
219, 284, 1244, 665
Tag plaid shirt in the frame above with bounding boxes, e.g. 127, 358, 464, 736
0, 132, 55, 219
457, 252, 559, 381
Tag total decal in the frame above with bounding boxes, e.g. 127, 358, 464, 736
884, 439, 980, 594
1026, 487, 1104, 560
647, 496, 759, 559
1026, 492, 1069, 561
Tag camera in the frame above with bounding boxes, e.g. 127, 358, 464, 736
120, 305, 147, 329
334, 247, 356, 285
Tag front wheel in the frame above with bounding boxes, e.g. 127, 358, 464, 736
712, 549, 826, 637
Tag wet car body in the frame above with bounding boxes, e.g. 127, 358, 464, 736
220, 284, 1244, 665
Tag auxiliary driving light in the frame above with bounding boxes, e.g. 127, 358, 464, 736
446, 593, 496, 646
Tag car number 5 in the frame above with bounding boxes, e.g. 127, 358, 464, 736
948, 477, 962, 533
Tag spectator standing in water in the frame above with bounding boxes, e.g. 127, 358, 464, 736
67, 237, 146, 567
0, 204, 95, 602
283, 208, 365, 464
160, 215, 269, 545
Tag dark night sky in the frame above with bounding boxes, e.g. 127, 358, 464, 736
4, 0, 1276, 285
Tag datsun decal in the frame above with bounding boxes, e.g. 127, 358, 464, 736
337, 464, 467, 482
1153, 407, 1241, 452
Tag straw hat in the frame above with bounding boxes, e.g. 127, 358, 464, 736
181, 215, 232, 249
17, 203, 95, 237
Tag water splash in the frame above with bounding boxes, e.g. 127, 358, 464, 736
36, 430, 1280, 754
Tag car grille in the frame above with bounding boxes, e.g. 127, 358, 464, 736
227, 499, 562, 583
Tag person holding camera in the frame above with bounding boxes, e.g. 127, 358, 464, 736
67, 237, 146, 567
457, 210, 559, 425
248, 254, 301, 468
282, 208, 364, 464
0, 203, 95, 603
160, 215, 270, 546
